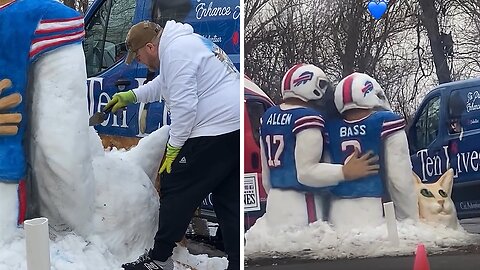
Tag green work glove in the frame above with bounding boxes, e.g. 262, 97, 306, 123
159, 143, 182, 174
104, 90, 137, 113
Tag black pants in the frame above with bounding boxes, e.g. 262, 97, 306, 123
151, 130, 240, 270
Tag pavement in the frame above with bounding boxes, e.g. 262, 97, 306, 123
460, 217, 480, 234
245, 251, 480, 270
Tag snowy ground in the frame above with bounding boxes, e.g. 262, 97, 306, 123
0, 226, 228, 270
0, 143, 228, 270
244, 217, 480, 261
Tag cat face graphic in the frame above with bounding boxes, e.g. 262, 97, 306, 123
413, 169, 459, 229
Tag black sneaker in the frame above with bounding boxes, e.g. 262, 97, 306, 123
122, 251, 173, 270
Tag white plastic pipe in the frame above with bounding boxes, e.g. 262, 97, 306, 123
24, 217, 51, 270
383, 201, 400, 247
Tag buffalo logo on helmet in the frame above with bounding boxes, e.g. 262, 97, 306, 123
361, 81, 374, 97
293, 71, 314, 87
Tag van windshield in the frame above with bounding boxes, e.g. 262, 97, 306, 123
414, 96, 440, 150
84, 0, 135, 76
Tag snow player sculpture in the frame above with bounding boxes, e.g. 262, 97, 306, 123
326, 72, 419, 231
256, 64, 379, 229
0, 0, 167, 260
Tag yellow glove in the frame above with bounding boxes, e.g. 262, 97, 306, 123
104, 90, 137, 113
0, 79, 22, 136
159, 143, 182, 174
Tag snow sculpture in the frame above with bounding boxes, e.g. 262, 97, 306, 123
413, 169, 459, 229
251, 64, 378, 232
0, 0, 167, 260
327, 72, 418, 231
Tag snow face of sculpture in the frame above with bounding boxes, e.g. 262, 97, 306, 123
1, 0, 167, 259
413, 169, 459, 229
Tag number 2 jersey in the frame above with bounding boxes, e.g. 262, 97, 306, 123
260, 106, 326, 192
326, 110, 406, 198
0, 0, 84, 183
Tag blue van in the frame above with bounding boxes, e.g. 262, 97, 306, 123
408, 77, 480, 219
83, 0, 239, 223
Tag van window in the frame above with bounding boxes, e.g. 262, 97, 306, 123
449, 90, 466, 134
246, 100, 268, 147
449, 88, 480, 133
151, 0, 191, 27
83, 0, 136, 76
414, 96, 440, 150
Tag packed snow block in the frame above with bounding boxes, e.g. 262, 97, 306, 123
122, 125, 170, 184
24, 217, 50, 270
89, 127, 106, 158
383, 201, 399, 246
91, 154, 160, 261
0, 182, 20, 243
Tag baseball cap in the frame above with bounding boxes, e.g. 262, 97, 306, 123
125, 21, 163, 65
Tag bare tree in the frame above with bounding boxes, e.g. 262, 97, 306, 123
246, 0, 480, 119
418, 0, 452, 83
61, 0, 89, 14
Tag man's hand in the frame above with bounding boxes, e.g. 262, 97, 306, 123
342, 147, 380, 180
0, 79, 22, 135
159, 143, 182, 174
104, 90, 137, 113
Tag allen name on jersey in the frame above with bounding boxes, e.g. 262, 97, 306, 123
265, 112, 293, 126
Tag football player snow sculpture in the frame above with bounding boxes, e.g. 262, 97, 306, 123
255, 64, 379, 230
326, 72, 419, 231
0, 0, 167, 260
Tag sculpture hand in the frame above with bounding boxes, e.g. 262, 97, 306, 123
0, 79, 22, 135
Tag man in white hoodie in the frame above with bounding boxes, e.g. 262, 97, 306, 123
105, 21, 240, 270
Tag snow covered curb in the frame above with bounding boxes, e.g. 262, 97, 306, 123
245, 218, 480, 260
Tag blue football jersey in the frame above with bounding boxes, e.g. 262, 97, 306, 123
326, 110, 405, 198
0, 0, 84, 182
260, 106, 326, 192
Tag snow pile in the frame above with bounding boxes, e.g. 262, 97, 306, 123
245, 217, 480, 260
0, 129, 228, 269
0, 229, 228, 270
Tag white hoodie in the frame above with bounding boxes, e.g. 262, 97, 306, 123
133, 20, 240, 148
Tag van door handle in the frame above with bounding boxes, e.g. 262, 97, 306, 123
115, 79, 131, 91
251, 153, 259, 170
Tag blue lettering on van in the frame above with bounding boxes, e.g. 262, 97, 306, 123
87, 77, 168, 137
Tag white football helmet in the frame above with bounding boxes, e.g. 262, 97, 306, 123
334, 72, 391, 114
281, 64, 330, 102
